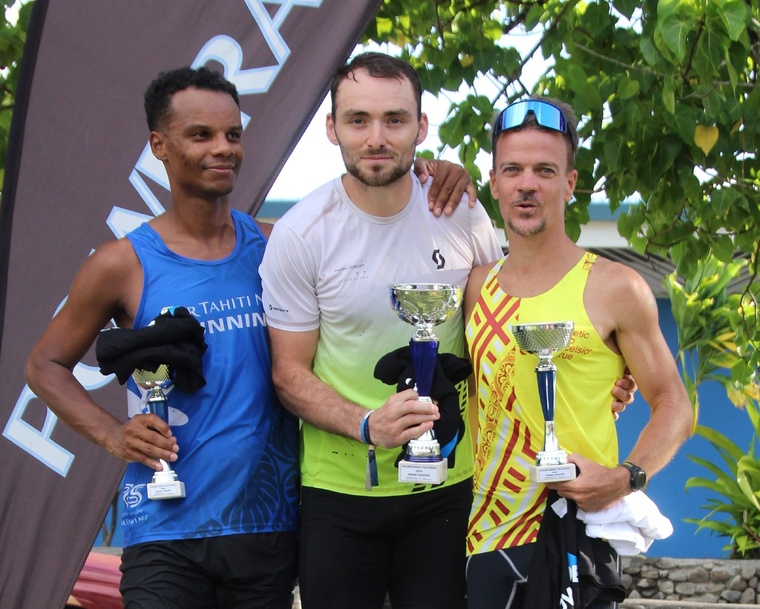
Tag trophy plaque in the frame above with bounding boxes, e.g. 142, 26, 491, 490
132, 365, 186, 500
511, 321, 576, 483
389, 283, 462, 484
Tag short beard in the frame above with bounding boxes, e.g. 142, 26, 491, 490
507, 217, 546, 237
344, 159, 410, 188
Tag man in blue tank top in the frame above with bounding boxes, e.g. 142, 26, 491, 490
25, 67, 301, 609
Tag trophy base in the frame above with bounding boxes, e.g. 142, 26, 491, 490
147, 460, 186, 500
529, 462, 577, 483
147, 479, 186, 500
398, 459, 447, 484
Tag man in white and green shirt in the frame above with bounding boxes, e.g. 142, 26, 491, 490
261, 52, 502, 609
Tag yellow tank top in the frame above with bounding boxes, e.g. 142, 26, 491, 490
466, 252, 625, 555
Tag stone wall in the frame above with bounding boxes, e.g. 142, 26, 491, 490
622, 557, 760, 605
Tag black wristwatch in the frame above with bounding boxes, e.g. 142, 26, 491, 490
620, 461, 647, 491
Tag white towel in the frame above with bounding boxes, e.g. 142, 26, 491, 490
576, 493, 673, 556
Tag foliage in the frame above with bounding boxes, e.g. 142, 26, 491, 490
365, 0, 759, 287
364, 0, 760, 556
685, 403, 760, 558
0, 0, 31, 192
666, 256, 759, 422
361, 2, 760, 399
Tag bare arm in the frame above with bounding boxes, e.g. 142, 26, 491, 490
25, 240, 178, 470
552, 264, 693, 511
413, 157, 476, 217
268, 325, 439, 448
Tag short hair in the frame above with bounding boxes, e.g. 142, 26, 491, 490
144, 66, 240, 132
330, 52, 423, 120
491, 96, 579, 170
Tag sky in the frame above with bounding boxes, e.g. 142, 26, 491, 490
266, 89, 470, 202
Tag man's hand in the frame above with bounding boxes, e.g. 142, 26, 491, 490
548, 453, 630, 513
612, 368, 637, 420
363, 388, 440, 449
104, 414, 179, 471
413, 157, 476, 217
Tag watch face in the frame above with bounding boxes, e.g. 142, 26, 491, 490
623, 462, 647, 491
632, 470, 647, 491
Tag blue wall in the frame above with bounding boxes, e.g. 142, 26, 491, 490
615, 299, 752, 558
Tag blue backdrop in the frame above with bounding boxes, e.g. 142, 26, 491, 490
615, 300, 751, 558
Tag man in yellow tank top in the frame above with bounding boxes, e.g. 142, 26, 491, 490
464, 97, 693, 609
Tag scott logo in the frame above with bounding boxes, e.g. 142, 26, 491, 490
432, 249, 445, 270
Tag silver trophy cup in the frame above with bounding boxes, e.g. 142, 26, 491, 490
511, 321, 577, 483
389, 283, 462, 484
132, 365, 186, 500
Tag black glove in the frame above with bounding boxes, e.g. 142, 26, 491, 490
374, 345, 471, 468
96, 306, 208, 393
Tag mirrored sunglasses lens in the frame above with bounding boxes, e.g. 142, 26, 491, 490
497, 101, 565, 134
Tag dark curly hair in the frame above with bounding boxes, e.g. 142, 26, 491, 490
144, 66, 239, 132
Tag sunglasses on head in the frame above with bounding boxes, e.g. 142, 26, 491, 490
494, 100, 575, 153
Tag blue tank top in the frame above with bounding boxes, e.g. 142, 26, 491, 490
121, 209, 299, 547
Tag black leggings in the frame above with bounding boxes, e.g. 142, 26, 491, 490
298, 480, 473, 609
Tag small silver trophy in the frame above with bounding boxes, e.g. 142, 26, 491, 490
511, 321, 576, 483
389, 283, 462, 484
132, 365, 186, 500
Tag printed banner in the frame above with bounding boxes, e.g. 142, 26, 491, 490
0, 1, 380, 607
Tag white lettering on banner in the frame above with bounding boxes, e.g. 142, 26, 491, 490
3, 365, 113, 476
3, 387, 74, 476
130, 0, 323, 216
5, 0, 325, 475
3, 294, 114, 476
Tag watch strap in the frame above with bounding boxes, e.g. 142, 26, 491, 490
620, 460, 647, 491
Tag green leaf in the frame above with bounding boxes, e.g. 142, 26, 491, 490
713, 234, 735, 263
720, 0, 748, 41
617, 77, 640, 100
696, 425, 745, 463
640, 35, 660, 66
696, 25, 729, 78
656, 0, 679, 21
659, 13, 690, 62
376, 16, 394, 37
662, 85, 675, 114
525, 3, 546, 30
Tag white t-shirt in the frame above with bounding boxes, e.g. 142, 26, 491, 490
261, 173, 503, 496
